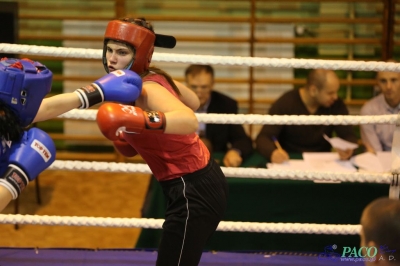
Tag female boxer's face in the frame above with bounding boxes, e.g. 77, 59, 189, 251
106, 40, 134, 72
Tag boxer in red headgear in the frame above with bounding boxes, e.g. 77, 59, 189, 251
102, 17, 176, 75
97, 18, 228, 266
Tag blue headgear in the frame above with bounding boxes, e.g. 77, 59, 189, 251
0, 58, 52, 127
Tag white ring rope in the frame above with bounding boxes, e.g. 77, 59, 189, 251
58, 109, 399, 125
0, 43, 390, 235
2, 42, 397, 125
48, 160, 393, 184
0, 214, 360, 235
1, 43, 400, 72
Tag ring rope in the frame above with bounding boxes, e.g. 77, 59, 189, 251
0, 214, 360, 235
48, 160, 393, 184
58, 109, 399, 125
0, 43, 388, 236
2, 42, 398, 126
1, 43, 400, 72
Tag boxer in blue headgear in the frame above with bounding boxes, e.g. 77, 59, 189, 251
0, 58, 52, 140
0, 58, 56, 207
0, 57, 144, 211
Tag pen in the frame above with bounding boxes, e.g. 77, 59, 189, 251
272, 136, 283, 151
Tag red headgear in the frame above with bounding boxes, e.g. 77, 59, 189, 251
103, 19, 176, 75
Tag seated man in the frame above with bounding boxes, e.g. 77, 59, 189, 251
360, 197, 400, 265
256, 69, 358, 164
360, 66, 400, 153
185, 64, 253, 167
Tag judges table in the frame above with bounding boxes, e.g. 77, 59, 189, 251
135, 152, 389, 253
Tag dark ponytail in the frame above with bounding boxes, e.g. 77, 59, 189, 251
0, 100, 23, 141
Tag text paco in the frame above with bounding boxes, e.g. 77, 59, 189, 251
342, 247, 377, 258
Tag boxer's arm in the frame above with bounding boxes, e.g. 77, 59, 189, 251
0, 186, 12, 212
33, 92, 81, 123
173, 80, 200, 111
1, 128, 56, 200
33, 70, 142, 123
137, 82, 198, 135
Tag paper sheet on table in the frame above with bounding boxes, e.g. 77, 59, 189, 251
377, 151, 392, 172
351, 152, 391, 173
267, 153, 356, 173
267, 159, 310, 171
323, 134, 359, 150
391, 126, 400, 173
302, 152, 339, 162
302, 152, 357, 173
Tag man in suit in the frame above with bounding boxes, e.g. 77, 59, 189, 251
185, 64, 253, 167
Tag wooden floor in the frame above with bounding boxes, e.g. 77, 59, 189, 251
0, 169, 151, 249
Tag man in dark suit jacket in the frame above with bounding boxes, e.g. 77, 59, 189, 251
185, 64, 253, 167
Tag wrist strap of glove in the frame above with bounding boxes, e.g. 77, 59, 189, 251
0, 165, 29, 200
144, 111, 166, 133
75, 83, 104, 109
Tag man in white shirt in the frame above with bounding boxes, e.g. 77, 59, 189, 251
360, 66, 400, 153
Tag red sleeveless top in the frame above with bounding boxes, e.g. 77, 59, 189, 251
123, 73, 210, 181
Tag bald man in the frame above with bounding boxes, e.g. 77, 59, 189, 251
360, 197, 400, 265
360, 67, 400, 153
256, 69, 358, 164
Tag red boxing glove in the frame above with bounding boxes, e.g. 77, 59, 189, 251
96, 103, 166, 141
113, 133, 138, 157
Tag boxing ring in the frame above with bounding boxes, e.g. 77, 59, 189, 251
0, 247, 373, 266
0, 43, 399, 265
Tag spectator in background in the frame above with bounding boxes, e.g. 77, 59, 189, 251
360, 197, 400, 265
256, 69, 358, 164
185, 64, 254, 167
360, 65, 400, 153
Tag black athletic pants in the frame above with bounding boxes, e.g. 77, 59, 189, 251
156, 159, 228, 266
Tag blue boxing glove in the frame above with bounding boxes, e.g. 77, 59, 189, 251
74, 69, 142, 109
0, 128, 56, 199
